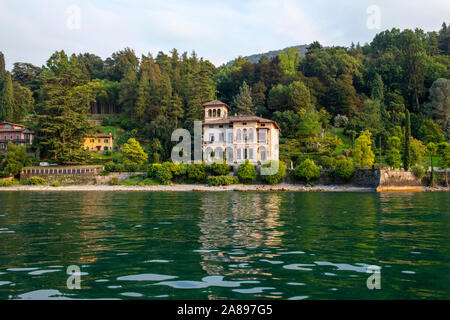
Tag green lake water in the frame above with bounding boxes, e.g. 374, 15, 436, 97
0, 191, 448, 300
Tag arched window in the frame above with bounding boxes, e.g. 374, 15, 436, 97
217, 109, 221, 117
208, 109, 212, 117
225, 147, 233, 163
260, 146, 267, 162
243, 129, 248, 142
205, 147, 214, 163
214, 147, 224, 163
249, 128, 254, 142
237, 129, 242, 143
213, 109, 217, 117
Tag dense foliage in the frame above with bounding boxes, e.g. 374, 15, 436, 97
293, 159, 320, 182
261, 161, 287, 185
237, 159, 257, 184
0, 23, 448, 185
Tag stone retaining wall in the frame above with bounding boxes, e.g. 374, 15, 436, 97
94, 172, 146, 185
379, 169, 422, 187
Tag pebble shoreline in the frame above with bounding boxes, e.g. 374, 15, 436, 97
1, 183, 447, 192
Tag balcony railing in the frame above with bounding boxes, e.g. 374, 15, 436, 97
0, 139, 31, 144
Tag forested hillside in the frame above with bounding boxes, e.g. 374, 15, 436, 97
0, 23, 448, 168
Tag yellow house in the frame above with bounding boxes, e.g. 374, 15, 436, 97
84, 133, 114, 153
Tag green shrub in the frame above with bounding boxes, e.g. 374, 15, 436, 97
155, 163, 173, 185
335, 159, 355, 181
0, 179, 15, 187
261, 161, 287, 185
104, 161, 116, 172
114, 163, 125, 173
293, 159, 320, 183
318, 156, 336, 169
124, 161, 139, 172
187, 163, 208, 182
147, 163, 160, 178
25, 177, 47, 186
109, 177, 119, 185
207, 163, 231, 176
412, 165, 425, 179
207, 175, 239, 186
171, 163, 188, 177
237, 159, 257, 184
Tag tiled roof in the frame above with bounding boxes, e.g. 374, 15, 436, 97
0, 121, 29, 128
204, 115, 280, 130
87, 133, 113, 139
202, 100, 230, 109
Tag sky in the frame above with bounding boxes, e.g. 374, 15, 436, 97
0, 0, 449, 70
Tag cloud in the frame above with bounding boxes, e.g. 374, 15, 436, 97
0, 0, 449, 69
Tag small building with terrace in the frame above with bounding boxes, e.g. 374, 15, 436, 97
20, 165, 104, 181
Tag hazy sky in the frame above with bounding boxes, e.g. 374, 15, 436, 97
0, 0, 449, 69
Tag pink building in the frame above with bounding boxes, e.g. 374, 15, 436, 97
0, 122, 34, 150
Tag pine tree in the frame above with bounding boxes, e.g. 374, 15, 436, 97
36, 51, 94, 162
134, 71, 150, 121
0, 52, 5, 80
0, 72, 14, 121
403, 109, 411, 170
371, 73, 384, 101
119, 67, 138, 118
233, 81, 254, 115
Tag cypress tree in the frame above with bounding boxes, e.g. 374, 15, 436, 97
403, 109, 411, 170
0, 72, 14, 121
0, 52, 5, 80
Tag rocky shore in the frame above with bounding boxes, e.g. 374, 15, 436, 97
1, 183, 448, 192
0, 183, 384, 192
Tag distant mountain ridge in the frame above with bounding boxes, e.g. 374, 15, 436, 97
226, 44, 308, 66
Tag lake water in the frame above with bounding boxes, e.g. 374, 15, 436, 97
0, 191, 448, 300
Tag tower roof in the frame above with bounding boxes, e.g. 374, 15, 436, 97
202, 100, 230, 109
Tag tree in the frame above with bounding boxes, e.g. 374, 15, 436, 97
426, 78, 449, 128
233, 81, 254, 115
370, 72, 384, 101
261, 161, 286, 185
293, 158, 320, 183
237, 159, 256, 184
410, 137, 426, 167
403, 109, 411, 170
335, 159, 355, 180
12, 82, 34, 122
353, 130, 375, 167
386, 136, 402, 169
1, 142, 27, 177
278, 47, 300, 75
427, 142, 437, 186
36, 51, 94, 161
288, 81, 311, 113
418, 119, 445, 144
0, 52, 5, 79
267, 84, 289, 112
437, 142, 449, 186
0, 72, 14, 121
298, 110, 321, 137
400, 29, 426, 112
122, 138, 148, 166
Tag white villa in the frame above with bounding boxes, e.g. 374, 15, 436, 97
202, 100, 280, 164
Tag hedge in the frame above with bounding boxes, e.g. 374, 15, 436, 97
207, 175, 239, 186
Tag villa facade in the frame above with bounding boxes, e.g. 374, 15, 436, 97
0, 121, 34, 150
83, 133, 114, 153
202, 100, 280, 164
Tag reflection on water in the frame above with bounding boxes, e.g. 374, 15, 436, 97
0, 191, 448, 300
